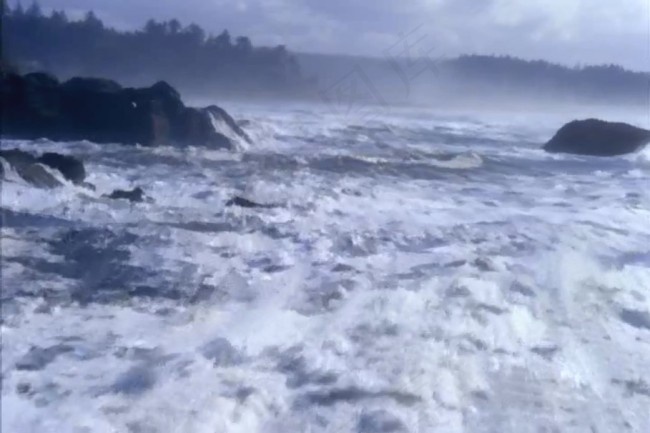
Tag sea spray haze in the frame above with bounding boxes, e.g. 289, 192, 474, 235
1, 0, 650, 432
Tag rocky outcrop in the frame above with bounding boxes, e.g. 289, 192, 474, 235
37, 152, 86, 184
0, 149, 87, 188
1, 72, 251, 150
0, 149, 151, 203
544, 119, 650, 156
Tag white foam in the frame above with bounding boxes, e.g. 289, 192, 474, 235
627, 144, 650, 168
427, 151, 484, 169
208, 112, 250, 152
2, 106, 650, 433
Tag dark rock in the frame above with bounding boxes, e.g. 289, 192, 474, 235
178, 107, 230, 149
1, 72, 249, 149
0, 149, 88, 188
62, 76, 123, 94
0, 149, 62, 188
1, 71, 62, 138
57, 78, 189, 146
105, 187, 146, 203
0, 148, 38, 167
24, 72, 60, 88
38, 152, 86, 184
16, 163, 62, 189
544, 119, 650, 156
226, 196, 275, 209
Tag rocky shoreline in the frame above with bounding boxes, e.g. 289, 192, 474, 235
1, 71, 251, 150
2, 71, 648, 200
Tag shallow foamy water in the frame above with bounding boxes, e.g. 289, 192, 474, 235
2, 104, 649, 432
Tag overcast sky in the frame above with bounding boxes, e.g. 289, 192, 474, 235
19, 0, 650, 71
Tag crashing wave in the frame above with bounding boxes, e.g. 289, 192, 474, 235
208, 111, 251, 152
627, 144, 650, 167
426, 152, 484, 169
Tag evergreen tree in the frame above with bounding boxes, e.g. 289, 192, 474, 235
215, 30, 232, 49
13, 1, 24, 17
51, 10, 68, 25
168, 19, 181, 35
25, 0, 41, 17
235, 36, 252, 54
83, 11, 103, 30
1, 0, 11, 18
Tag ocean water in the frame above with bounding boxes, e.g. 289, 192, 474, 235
1, 103, 649, 432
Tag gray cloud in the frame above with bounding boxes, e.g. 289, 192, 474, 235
22, 0, 650, 70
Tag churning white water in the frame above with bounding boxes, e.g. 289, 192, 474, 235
1, 103, 649, 432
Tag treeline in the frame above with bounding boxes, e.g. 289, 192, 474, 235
2, 1, 646, 106
297, 52, 649, 107
443, 55, 649, 105
1, 1, 311, 97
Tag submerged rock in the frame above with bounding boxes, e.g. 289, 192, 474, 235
105, 187, 147, 203
226, 196, 276, 209
544, 119, 650, 156
1, 71, 250, 150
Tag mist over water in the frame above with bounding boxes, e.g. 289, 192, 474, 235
2, 102, 649, 432
296, 53, 650, 110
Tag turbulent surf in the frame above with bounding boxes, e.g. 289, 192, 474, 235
2, 103, 649, 432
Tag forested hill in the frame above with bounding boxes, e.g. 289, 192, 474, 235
1, 1, 312, 98
2, 1, 647, 106
443, 55, 648, 106
297, 53, 649, 107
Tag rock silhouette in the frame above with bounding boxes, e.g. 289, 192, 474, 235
544, 119, 650, 156
1, 72, 251, 150
105, 187, 147, 203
